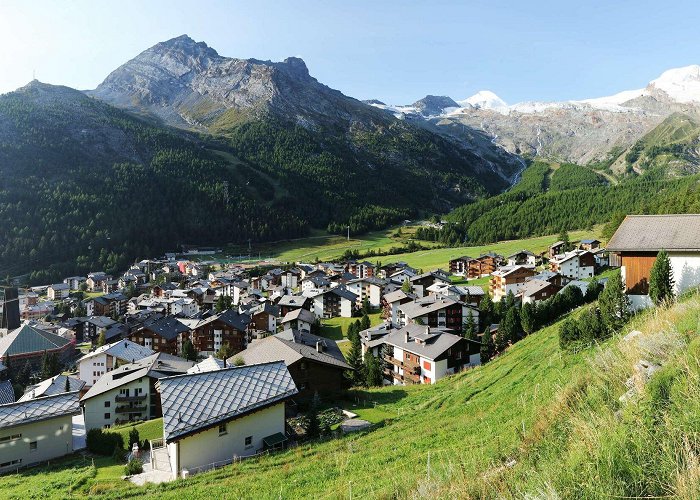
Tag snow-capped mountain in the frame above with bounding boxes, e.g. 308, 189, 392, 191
368, 65, 700, 163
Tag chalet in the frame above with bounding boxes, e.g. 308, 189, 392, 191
129, 316, 191, 356
86, 272, 111, 292
346, 260, 375, 279
81, 352, 194, 429
231, 330, 349, 398
579, 239, 602, 251
381, 324, 477, 385
449, 256, 472, 276
507, 250, 537, 267
77, 339, 155, 387
0, 392, 81, 472
101, 279, 120, 294
62, 276, 85, 290
187, 310, 251, 356
47, 283, 70, 301
245, 302, 278, 334
518, 279, 562, 304
301, 275, 332, 293
410, 272, 451, 296
0, 323, 74, 371
489, 265, 537, 302
607, 214, 700, 309
18, 375, 85, 402
532, 270, 568, 287
79, 316, 118, 345
346, 277, 384, 309
311, 286, 358, 318
592, 248, 610, 268
359, 322, 393, 359
550, 250, 595, 280
467, 253, 503, 279
90, 292, 128, 318
279, 308, 317, 332
549, 241, 566, 259
378, 262, 417, 280
152, 283, 178, 298
398, 296, 477, 333
157, 362, 297, 479
425, 283, 485, 307
276, 295, 311, 317
384, 289, 417, 327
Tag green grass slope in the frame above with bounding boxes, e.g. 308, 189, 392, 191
4, 295, 700, 498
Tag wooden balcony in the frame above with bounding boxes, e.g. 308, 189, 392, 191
115, 405, 147, 414
115, 395, 147, 403
383, 356, 420, 374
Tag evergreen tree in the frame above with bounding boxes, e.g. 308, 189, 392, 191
306, 392, 322, 439
578, 308, 605, 342
401, 278, 412, 294
96, 331, 107, 348
496, 306, 521, 351
215, 342, 235, 360
462, 312, 476, 340
479, 294, 495, 331
520, 302, 537, 335
504, 290, 517, 310
599, 270, 630, 332
181, 339, 198, 361
559, 229, 571, 252
649, 249, 675, 306
345, 331, 364, 385
361, 298, 371, 315
64, 376, 71, 392
17, 360, 32, 387
364, 352, 382, 387
215, 295, 233, 313
40, 351, 50, 380
128, 428, 140, 449
360, 312, 371, 331
585, 278, 603, 302
559, 317, 580, 349
480, 328, 495, 364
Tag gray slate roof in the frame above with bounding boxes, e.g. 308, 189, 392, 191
0, 324, 72, 358
607, 214, 700, 252
158, 361, 297, 442
384, 325, 462, 360
280, 308, 316, 325
78, 339, 155, 364
187, 356, 226, 374
18, 375, 85, 402
0, 392, 80, 431
399, 296, 458, 319
0, 381, 15, 405
232, 329, 351, 371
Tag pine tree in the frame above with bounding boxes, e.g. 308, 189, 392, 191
361, 298, 371, 315
182, 339, 198, 361
96, 331, 107, 348
360, 312, 371, 330
496, 306, 521, 351
649, 249, 675, 306
40, 351, 50, 380
558, 317, 580, 349
520, 302, 537, 335
585, 278, 603, 302
216, 342, 235, 360
401, 278, 411, 294
345, 331, 364, 385
364, 352, 382, 387
462, 312, 476, 339
480, 328, 495, 364
559, 229, 571, 252
215, 295, 233, 313
599, 270, 630, 332
479, 294, 495, 331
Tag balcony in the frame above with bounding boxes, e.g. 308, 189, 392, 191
383, 356, 420, 374
115, 405, 147, 414
115, 395, 147, 403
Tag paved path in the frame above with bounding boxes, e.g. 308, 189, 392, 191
129, 446, 174, 485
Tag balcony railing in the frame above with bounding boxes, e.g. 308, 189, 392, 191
383, 356, 420, 374
115, 395, 147, 403
115, 405, 147, 414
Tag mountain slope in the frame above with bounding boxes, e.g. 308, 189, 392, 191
0, 81, 305, 282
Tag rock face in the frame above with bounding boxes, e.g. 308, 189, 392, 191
368, 65, 700, 165
411, 95, 460, 117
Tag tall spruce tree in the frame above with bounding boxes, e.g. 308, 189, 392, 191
181, 339, 198, 361
520, 302, 537, 335
462, 312, 476, 339
345, 331, 364, 385
599, 270, 630, 332
649, 249, 675, 306
480, 328, 495, 364
479, 294, 495, 331
364, 352, 382, 387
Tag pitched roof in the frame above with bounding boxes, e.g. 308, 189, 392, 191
187, 356, 226, 374
158, 361, 298, 442
0, 392, 80, 431
384, 325, 463, 360
232, 329, 351, 371
399, 296, 459, 319
276, 295, 308, 307
383, 290, 414, 303
607, 214, 700, 252
0, 380, 15, 405
280, 308, 316, 325
519, 279, 558, 298
327, 286, 358, 301
18, 375, 85, 402
141, 316, 191, 340
0, 324, 72, 358
78, 339, 155, 364
81, 352, 194, 401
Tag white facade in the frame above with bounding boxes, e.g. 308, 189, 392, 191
0, 415, 73, 472
554, 255, 594, 281
167, 403, 285, 478
347, 282, 382, 309
82, 377, 151, 430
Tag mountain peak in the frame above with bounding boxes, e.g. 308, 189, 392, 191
649, 65, 700, 103
460, 90, 507, 110
281, 56, 310, 78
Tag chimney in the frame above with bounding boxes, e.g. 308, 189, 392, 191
316, 341, 324, 353
223, 358, 227, 368
404, 330, 410, 343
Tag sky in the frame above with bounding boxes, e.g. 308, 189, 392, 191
1, 0, 700, 104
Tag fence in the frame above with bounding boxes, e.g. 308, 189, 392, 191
181, 448, 272, 478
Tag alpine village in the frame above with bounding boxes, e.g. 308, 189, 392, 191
4, 10, 700, 500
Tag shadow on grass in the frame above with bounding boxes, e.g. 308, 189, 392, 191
319, 325, 342, 341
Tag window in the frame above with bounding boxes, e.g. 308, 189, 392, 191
244, 436, 253, 448
29, 441, 37, 452
0, 434, 21, 443
104, 401, 110, 408
104, 413, 110, 420
218, 423, 227, 435
0, 459, 21, 467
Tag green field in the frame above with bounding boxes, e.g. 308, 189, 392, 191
319, 312, 383, 341
111, 418, 164, 446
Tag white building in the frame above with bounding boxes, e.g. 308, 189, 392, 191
346, 277, 384, 309
77, 339, 155, 387
157, 361, 298, 478
80, 352, 194, 429
550, 250, 595, 281
47, 284, 70, 301
0, 392, 81, 472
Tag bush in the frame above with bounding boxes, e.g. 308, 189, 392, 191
124, 458, 143, 476
86, 428, 124, 456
